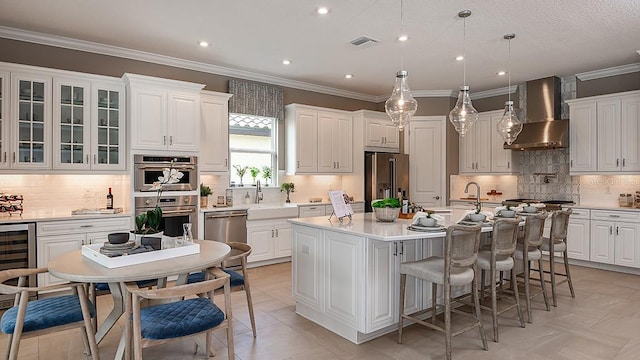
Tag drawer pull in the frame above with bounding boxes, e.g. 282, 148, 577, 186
608, 215, 620, 218
80, 225, 94, 228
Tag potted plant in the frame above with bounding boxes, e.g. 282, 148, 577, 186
371, 197, 401, 222
419, 210, 439, 226
523, 202, 538, 213
500, 205, 516, 218
281, 182, 295, 203
200, 183, 212, 207
133, 160, 184, 244
249, 166, 260, 185
261, 166, 272, 186
469, 208, 487, 222
233, 165, 248, 186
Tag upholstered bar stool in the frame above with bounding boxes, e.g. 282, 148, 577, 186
541, 209, 575, 306
398, 223, 487, 360
477, 217, 525, 342
513, 212, 550, 323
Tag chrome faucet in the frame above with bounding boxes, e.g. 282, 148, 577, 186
464, 181, 482, 212
255, 180, 263, 204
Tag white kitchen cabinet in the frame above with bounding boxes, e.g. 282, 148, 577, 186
246, 218, 292, 263
567, 91, 640, 174
37, 216, 131, 286
286, 104, 353, 175
459, 113, 491, 174
298, 204, 326, 218
358, 110, 399, 152
590, 210, 640, 268
124, 73, 205, 152
0, 71, 9, 168
566, 208, 590, 261
489, 110, 520, 174
292, 224, 323, 311
317, 111, 352, 173
200, 91, 233, 173
53, 77, 126, 171
407, 117, 445, 207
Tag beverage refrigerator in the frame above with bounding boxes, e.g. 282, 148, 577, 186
364, 152, 410, 212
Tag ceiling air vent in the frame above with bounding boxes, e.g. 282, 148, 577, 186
350, 36, 379, 49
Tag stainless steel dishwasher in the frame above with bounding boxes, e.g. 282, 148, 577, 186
204, 210, 248, 267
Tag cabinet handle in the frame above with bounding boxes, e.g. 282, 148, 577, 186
225, 159, 228, 167
616, 226, 619, 236
433, 196, 440, 200
271, 229, 274, 238
616, 159, 619, 167
570, 160, 573, 167
336, 161, 339, 169
80, 225, 94, 228
3, 152, 5, 163
609, 215, 620, 218
609, 226, 612, 235
169, 136, 173, 145
393, 242, 398, 256
400, 242, 404, 256
275, 229, 279, 237
86, 154, 89, 164
297, 161, 300, 169
13, 152, 16, 163
507, 161, 510, 169
623, 158, 626, 167
163, 136, 166, 145
94, 154, 97, 164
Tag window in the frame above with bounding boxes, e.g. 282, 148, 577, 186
229, 113, 277, 186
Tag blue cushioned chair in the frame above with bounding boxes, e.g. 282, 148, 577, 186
187, 242, 255, 337
127, 267, 234, 359
0, 268, 99, 360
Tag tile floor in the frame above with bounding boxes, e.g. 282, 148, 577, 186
2, 262, 640, 359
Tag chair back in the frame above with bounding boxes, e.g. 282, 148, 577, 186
222, 242, 252, 269
491, 217, 521, 256
520, 212, 548, 248
446, 223, 483, 268
550, 209, 572, 243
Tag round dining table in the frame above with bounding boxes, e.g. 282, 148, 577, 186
48, 239, 231, 360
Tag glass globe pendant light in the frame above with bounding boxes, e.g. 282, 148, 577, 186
496, 33, 523, 145
449, 10, 478, 137
385, 0, 417, 131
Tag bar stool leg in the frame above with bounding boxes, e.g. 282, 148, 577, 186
549, 246, 558, 307
472, 267, 488, 351
563, 249, 576, 298
511, 267, 525, 328
431, 282, 437, 324
537, 259, 550, 311
398, 274, 406, 343
490, 266, 499, 342
524, 259, 532, 323
444, 281, 452, 360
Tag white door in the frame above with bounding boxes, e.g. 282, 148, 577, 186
292, 225, 323, 311
335, 113, 353, 172
590, 220, 615, 264
566, 218, 590, 261
246, 225, 274, 262
409, 117, 445, 207
596, 99, 621, 172
37, 234, 84, 286
273, 223, 292, 258
200, 92, 231, 173
399, 240, 423, 315
620, 95, 640, 172
366, 240, 396, 331
316, 111, 335, 172
167, 92, 199, 151
473, 116, 491, 172
294, 109, 318, 173
130, 88, 166, 150
569, 101, 597, 172
615, 222, 640, 268
53, 77, 91, 170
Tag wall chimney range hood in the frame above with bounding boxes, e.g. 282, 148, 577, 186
504, 76, 569, 151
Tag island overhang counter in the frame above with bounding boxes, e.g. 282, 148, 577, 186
288, 209, 491, 344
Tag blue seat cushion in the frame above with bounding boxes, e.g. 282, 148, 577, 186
96, 279, 157, 292
1, 295, 95, 334
187, 269, 244, 287
139, 297, 225, 340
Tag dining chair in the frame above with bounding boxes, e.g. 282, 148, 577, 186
541, 209, 575, 306
398, 223, 487, 360
127, 267, 234, 359
513, 211, 550, 323
477, 217, 525, 342
187, 242, 256, 337
0, 268, 99, 360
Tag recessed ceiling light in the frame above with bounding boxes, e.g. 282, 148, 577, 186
455, 55, 464, 61
345, 74, 353, 79
398, 34, 409, 42
497, 71, 506, 76
282, 59, 291, 65
198, 41, 209, 47
317, 7, 329, 15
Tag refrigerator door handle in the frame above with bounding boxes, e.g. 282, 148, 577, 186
389, 157, 397, 197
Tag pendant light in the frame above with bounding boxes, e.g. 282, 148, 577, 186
449, 10, 479, 137
496, 33, 523, 145
385, 0, 417, 131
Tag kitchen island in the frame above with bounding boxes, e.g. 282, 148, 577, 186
288, 209, 491, 344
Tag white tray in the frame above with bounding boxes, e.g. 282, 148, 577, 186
82, 242, 200, 268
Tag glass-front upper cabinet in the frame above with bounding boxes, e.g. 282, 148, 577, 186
10, 72, 52, 169
0, 71, 8, 168
53, 77, 90, 169
92, 81, 125, 170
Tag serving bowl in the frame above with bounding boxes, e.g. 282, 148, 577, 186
108, 232, 130, 244
374, 207, 400, 222
500, 210, 516, 218
523, 206, 538, 213
418, 217, 438, 226
469, 213, 487, 222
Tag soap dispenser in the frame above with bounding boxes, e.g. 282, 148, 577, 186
244, 192, 251, 204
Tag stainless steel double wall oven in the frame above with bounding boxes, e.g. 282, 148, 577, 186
134, 155, 198, 237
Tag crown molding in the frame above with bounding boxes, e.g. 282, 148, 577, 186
470, 85, 517, 100
0, 26, 381, 102
575, 62, 640, 81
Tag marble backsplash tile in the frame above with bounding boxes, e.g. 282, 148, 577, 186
517, 148, 579, 202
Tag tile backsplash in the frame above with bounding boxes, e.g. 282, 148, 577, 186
517, 148, 580, 202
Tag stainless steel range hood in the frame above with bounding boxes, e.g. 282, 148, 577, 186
504, 76, 569, 150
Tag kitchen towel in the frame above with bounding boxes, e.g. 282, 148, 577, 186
411, 211, 445, 226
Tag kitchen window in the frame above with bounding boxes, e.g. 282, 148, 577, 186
229, 113, 277, 186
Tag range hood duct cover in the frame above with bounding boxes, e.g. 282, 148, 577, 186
504, 76, 569, 150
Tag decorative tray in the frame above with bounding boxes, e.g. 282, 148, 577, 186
82, 241, 200, 268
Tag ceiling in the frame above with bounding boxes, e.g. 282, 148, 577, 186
1, 0, 639, 100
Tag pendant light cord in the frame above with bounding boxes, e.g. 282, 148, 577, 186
462, 15, 467, 86
507, 37, 512, 103
400, 0, 404, 70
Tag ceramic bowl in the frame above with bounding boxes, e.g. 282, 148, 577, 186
523, 206, 538, 213
108, 232, 130, 244
374, 207, 400, 222
469, 213, 487, 222
500, 210, 516, 218
418, 217, 438, 226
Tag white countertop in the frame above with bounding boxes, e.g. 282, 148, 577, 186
0, 210, 132, 224
200, 201, 363, 213
288, 208, 494, 242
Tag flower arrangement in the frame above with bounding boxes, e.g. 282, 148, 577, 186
134, 161, 184, 234
233, 165, 248, 186
261, 166, 272, 186
281, 182, 295, 203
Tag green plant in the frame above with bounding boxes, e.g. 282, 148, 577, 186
200, 183, 212, 197
262, 166, 272, 184
425, 210, 435, 217
505, 204, 513, 210
233, 165, 248, 186
281, 182, 295, 203
474, 208, 482, 214
249, 166, 260, 184
371, 197, 401, 208
134, 160, 183, 234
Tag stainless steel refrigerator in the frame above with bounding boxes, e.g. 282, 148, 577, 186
365, 152, 410, 212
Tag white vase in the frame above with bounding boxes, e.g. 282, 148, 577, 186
131, 231, 163, 246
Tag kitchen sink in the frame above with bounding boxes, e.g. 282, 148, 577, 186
246, 203, 299, 220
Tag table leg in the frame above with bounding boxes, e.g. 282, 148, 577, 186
95, 282, 125, 344
123, 282, 132, 360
